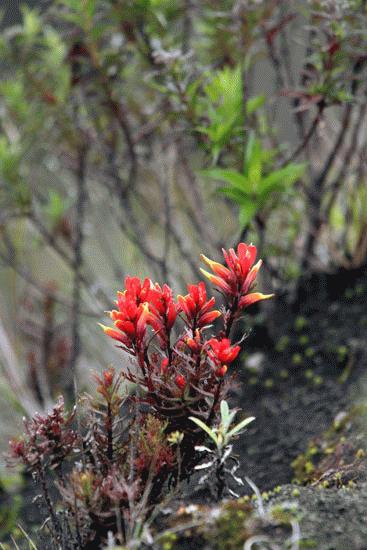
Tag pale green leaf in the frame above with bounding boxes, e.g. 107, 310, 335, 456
189, 416, 218, 445
200, 169, 248, 189
246, 94, 265, 115
227, 416, 255, 438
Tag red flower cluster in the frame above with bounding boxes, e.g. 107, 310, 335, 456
93, 367, 123, 408
207, 338, 241, 377
100, 243, 272, 402
147, 283, 179, 348
178, 282, 221, 329
200, 243, 273, 310
99, 277, 152, 350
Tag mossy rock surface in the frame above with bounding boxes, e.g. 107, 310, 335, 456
161, 482, 367, 549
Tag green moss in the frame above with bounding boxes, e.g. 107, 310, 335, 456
356, 449, 365, 459
355, 283, 364, 296
211, 500, 253, 550
160, 532, 178, 550
293, 403, 367, 487
292, 353, 303, 366
337, 345, 348, 362
276, 335, 290, 353
270, 501, 298, 525
313, 375, 323, 386
300, 539, 318, 548
295, 316, 308, 331
292, 446, 320, 484
298, 334, 310, 346
344, 288, 354, 299
305, 347, 316, 358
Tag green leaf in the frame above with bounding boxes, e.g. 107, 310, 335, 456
260, 163, 306, 196
220, 400, 237, 432
220, 400, 229, 420
200, 169, 248, 189
218, 186, 253, 204
189, 416, 218, 446
227, 416, 255, 438
244, 132, 256, 174
199, 64, 244, 159
247, 138, 263, 190
246, 94, 265, 115
44, 190, 68, 225
239, 201, 258, 227
21, 6, 41, 38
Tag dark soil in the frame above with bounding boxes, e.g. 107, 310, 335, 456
234, 267, 367, 490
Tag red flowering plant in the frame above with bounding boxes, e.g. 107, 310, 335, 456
8, 243, 272, 548
99, 243, 272, 474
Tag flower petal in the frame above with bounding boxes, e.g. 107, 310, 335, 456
238, 292, 274, 309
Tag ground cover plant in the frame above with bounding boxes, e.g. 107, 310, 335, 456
7, 243, 271, 548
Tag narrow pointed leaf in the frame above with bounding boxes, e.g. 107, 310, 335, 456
227, 416, 255, 438
189, 416, 219, 445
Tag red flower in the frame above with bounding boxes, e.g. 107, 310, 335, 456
93, 367, 117, 397
177, 282, 221, 328
184, 329, 202, 354
160, 357, 169, 374
175, 374, 186, 389
147, 283, 179, 347
103, 369, 114, 387
207, 338, 240, 365
100, 276, 152, 349
123, 276, 152, 304
200, 243, 273, 309
215, 365, 228, 377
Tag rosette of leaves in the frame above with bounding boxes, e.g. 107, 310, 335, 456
201, 132, 306, 228
190, 400, 255, 500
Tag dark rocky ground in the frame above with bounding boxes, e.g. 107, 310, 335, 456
235, 267, 367, 491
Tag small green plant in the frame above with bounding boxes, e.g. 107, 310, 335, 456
196, 65, 244, 162
189, 400, 255, 500
201, 133, 305, 227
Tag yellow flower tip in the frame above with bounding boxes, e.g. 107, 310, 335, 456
256, 293, 275, 301
199, 267, 213, 280
98, 322, 110, 333
249, 259, 263, 276
200, 254, 214, 268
